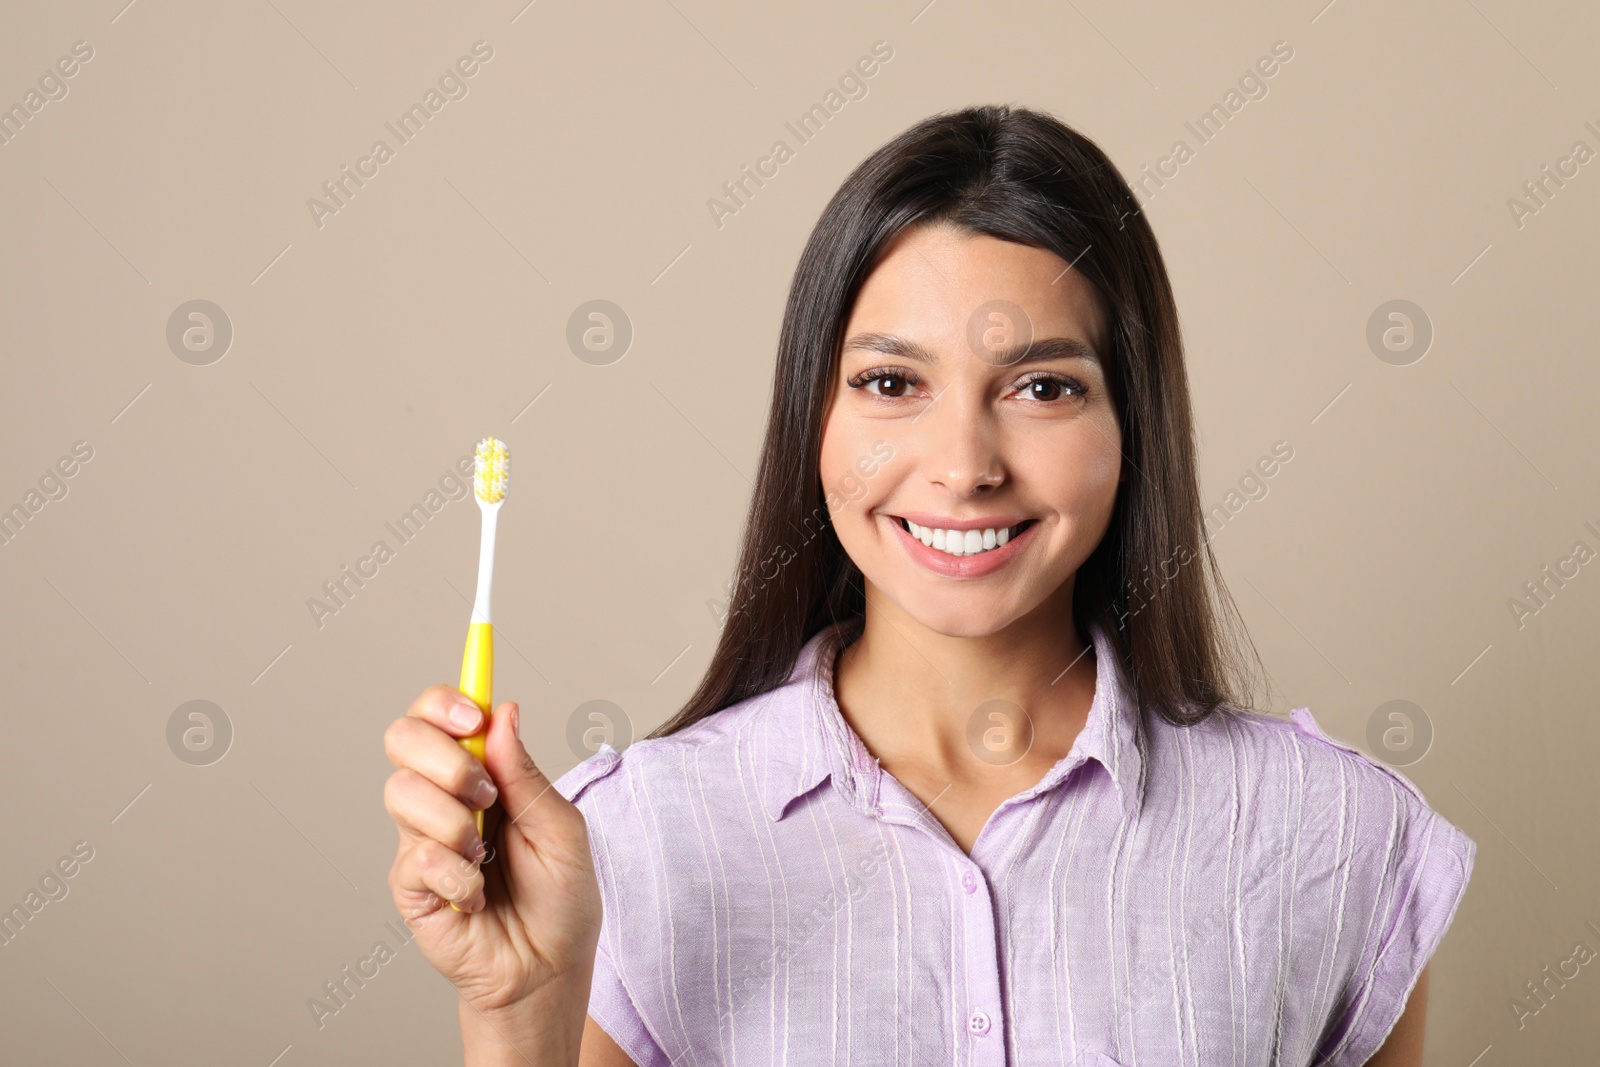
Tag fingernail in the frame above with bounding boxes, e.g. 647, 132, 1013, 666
511, 705, 521, 739
449, 701, 482, 731
472, 778, 498, 808
470, 838, 487, 862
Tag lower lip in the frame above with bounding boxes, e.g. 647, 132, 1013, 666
887, 516, 1038, 578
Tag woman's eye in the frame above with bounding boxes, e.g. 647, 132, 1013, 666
1017, 375, 1087, 403
849, 371, 916, 398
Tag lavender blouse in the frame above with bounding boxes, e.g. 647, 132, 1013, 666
553, 615, 1475, 1066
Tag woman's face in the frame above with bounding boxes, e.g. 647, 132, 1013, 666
819, 222, 1124, 637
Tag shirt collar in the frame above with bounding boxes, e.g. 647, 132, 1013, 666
759, 613, 1147, 822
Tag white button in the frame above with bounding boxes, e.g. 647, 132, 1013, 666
961, 869, 978, 893
967, 1009, 991, 1035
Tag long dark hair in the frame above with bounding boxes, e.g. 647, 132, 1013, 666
650, 103, 1263, 739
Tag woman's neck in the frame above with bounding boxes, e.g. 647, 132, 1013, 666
831, 591, 1098, 792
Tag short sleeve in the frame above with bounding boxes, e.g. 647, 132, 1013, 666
552, 743, 623, 804
552, 745, 672, 1067
1297, 707, 1477, 1066
587, 941, 670, 1067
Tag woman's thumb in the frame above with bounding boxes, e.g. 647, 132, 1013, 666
481, 702, 565, 840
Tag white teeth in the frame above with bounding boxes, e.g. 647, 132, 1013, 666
904, 519, 1024, 557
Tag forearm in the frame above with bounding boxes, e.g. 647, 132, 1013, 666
459, 974, 593, 1067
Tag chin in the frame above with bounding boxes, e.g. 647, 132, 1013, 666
874, 584, 1028, 639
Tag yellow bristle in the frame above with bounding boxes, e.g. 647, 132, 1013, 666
474, 437, 509, 503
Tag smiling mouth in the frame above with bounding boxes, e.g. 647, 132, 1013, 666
893, 516, 1038, 557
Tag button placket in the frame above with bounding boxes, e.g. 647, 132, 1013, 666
872, 773, 1009, 1062
954, 857, 1004, 1063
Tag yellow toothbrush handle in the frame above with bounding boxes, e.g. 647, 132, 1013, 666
458, 621, 494, 839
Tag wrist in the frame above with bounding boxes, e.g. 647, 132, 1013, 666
459, 972, 593, 1067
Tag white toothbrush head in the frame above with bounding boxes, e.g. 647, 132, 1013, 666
474, 437, 509, 506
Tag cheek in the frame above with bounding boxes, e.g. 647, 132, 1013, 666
818, 412, 882, 512
1085, 435, 1122, 495
818, 421, 848, 505
1034, 420, 1122, 511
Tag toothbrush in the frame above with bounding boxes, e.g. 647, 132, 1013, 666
459, 436, 508, 842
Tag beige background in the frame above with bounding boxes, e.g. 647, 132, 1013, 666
1, 0, 1595, 1062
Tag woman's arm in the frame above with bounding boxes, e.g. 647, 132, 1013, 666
579, 1015, 640, 1067
1363, 964, 1429, 1067
457, 1002, 637, 1067
457, 983, 589, 1067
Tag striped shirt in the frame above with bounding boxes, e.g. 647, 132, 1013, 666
553, 614, 1475, 1066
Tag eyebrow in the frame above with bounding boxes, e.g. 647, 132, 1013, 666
840, 331, 1101, 369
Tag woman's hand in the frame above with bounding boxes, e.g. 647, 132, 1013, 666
384, 686, 602, 1046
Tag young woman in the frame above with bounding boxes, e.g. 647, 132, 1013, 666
384, 105, 1475, 1066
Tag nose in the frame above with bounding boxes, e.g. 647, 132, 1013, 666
920, 389, 1005, 497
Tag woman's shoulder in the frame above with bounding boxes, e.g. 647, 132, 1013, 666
1161, 700, 1477, 909
550, 681, 798, 814
1168, 702, 1476, 1063
1181, 700, 1445, 813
